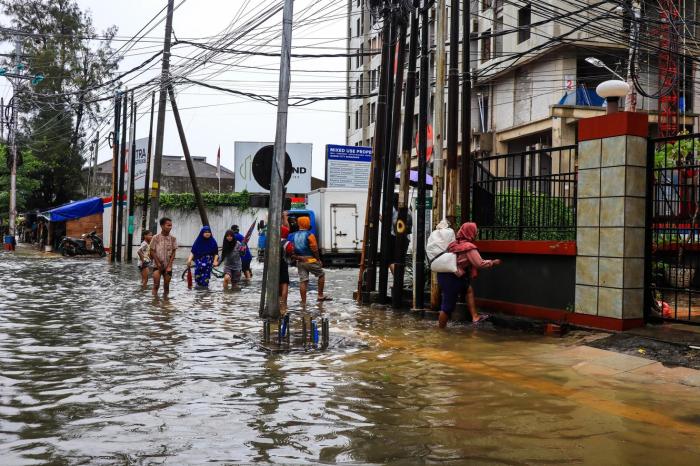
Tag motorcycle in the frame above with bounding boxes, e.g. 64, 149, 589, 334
59, 231, 106, 257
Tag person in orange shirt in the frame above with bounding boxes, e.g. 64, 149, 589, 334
288, 216, 331, 304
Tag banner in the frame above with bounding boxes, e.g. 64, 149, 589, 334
133, 137, 149, 191
326, 144, 372, 189
234, 142, 312, 194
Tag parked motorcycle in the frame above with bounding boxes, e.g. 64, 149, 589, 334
59, 231, 106, 257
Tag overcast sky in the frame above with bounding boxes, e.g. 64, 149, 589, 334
1, 0, 349, 179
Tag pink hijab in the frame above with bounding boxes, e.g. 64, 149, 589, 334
448, 222, 479, 278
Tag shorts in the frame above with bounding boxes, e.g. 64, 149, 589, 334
280, 261, 290, 285
138, 262, 153, 271
242, 258, 252, 273
436, 272, 471, 316
297, 261, 325, 283
224, 266, 242, 284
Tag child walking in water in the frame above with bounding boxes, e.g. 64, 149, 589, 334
186, 226, 219, 289
151, 217, 178, 297
137, 230, 153, 287
215, 229, 246, 290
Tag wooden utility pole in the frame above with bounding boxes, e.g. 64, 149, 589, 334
358, 2, 392, 298
148, 0, 175, 233
393, 5, 419, 309
116, 92, 128, 262
141, 91, 156, 235
380, 12, 408, 303
109, 93, 122, 262
430, 0, 447, 311
261, 0, 294, 319
460, 0, 472, 222
446, 0, 460, 217
167, 86, 209, 227
415, 0, 431, 311
126, 92, 137, 262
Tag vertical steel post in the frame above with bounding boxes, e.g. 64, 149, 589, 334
262, 0, 294, 320
142, 91, 156, 235
126, 92, 137, 262
393, 5, 419, 309
148, 0, 175, 233
461, 0, 472, 222
109, 93, 122, 262
116, 92, 128, 262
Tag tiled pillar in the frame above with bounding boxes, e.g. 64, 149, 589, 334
575, 112, 648, 330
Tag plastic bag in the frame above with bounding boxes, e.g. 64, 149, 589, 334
427, 219, 457, 273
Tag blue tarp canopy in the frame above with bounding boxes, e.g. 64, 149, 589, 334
41, 197, 104, 222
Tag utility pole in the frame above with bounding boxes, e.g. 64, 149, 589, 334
261, 0, 294, 320
625, 0, 641, 112
378, 10, 400, 302
148, 0, 175, 233
461, 0, 472, 223
142, 91, 155, 235
393, 4, 419, 309
446, 0, 460, 216
430, 0, 447, 311
126, 92, 137, 262
109, 93, 122, 262
116, 92, 128, 262
8, 37, 21, 240
358, 2, 392, 299
168, 86, 209, 227
415, 0, 430, 311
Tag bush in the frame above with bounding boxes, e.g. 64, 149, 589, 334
133, 192, 251, 210
480, 190, 575, 241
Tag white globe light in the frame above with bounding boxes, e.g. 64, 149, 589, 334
596, 80, 630, 99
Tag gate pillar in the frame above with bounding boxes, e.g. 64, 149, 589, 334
574, 112, 648, 330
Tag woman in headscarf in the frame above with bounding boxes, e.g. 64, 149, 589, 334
437, 222, 502, 328
215, 229, 245, 290
186, 226, 219, 288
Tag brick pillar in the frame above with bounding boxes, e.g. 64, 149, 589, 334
575, 112, 648, 331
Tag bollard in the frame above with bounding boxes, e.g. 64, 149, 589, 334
321, 317, 329, 349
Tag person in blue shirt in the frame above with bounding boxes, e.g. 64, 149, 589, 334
231, 224, 253, 279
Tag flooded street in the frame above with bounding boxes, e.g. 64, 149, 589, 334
2, 251, 700, 465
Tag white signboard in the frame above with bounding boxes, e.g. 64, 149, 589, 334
326, 144, 372, 189
133, 137, 149, 191
234, 141, 312, 194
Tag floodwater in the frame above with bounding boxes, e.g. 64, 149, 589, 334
1, 250, 700, 465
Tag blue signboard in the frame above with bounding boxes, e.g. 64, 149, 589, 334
326, 144, 372, 188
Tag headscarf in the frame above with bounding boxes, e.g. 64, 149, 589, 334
297, 216, 311, 231
220, 229, 237, 258
191, 226, 218, 258
448, 222, 479, 278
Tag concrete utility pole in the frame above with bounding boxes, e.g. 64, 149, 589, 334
625, 0, 641, 112
460, 0, 472, 223
261, 0, 294, 320
141, 91, 156, 235
446, 0, 460, 217
109, 93, 122, 262
431, 0, 447, 311
126, 92, 137, 262
8, 37, 21, 240
116, 92, 128, 261
148, 0, 175, 233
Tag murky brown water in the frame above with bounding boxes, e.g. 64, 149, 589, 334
2, 249, 700, 465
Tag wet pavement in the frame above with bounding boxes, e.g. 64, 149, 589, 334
1, 248, 700, 465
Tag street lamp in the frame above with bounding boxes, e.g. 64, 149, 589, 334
585, 57, 626, 81
596, 80, 630, 114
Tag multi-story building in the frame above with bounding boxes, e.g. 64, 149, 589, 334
347, 1, 698, 159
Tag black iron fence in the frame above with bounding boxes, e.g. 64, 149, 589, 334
472, 145, 578, 241
648, 132, 700, 324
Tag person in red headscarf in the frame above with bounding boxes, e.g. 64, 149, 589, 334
436, 222, 502, 328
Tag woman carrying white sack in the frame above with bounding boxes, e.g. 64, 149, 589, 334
429, 221, 502, 328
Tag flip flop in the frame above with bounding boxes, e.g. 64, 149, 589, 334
472, 314, 490, 325
317, 296, 333, 302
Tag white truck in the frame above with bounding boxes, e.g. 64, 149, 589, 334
288, 188, 367, 266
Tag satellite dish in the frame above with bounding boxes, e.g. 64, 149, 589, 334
251, 145, 293, 191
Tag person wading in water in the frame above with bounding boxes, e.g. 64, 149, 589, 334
437, 222, 502, 328
150, 217, 178, 297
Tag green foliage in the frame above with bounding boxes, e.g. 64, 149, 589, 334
132, 192, 252, 210
480, 190, 576, 241
654, 133, 700, 169
0, 144, 44, 217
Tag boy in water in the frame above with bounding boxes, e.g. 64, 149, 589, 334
150, 217, 178, 297
288, 216, 331, 305
137, 230, 154, 287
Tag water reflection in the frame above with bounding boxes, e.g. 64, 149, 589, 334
2, 252, 700, 464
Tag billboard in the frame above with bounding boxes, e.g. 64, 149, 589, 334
326, 144, 372, 189
132, 138, 150, 191
234, 142, 312, 194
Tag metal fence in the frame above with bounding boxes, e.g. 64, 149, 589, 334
648, 132, 700, 325
472, 145, 578, 241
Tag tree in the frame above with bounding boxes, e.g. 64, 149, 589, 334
1, 0, 120, 208
0, 144, 44, 217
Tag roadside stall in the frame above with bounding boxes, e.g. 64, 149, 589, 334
40, 197, 104, 253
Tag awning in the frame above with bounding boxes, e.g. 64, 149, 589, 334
40, 197, 104, 222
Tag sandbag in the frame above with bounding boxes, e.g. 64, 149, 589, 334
427, 219, 457, 273
430, 251, 458, 273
